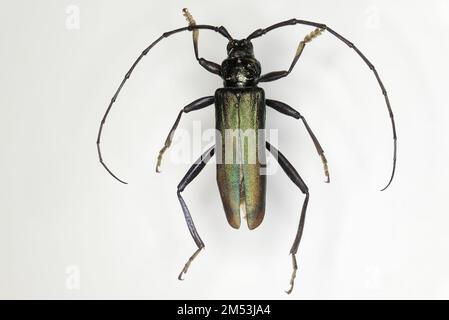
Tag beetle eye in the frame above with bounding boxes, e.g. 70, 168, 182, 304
227, 41, 237, 51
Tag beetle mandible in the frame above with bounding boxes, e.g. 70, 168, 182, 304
96, 9, 397, 294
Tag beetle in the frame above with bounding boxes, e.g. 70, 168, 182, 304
96, 9, 397, 294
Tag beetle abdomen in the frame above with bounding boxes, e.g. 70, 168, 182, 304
215, 87, 266, 230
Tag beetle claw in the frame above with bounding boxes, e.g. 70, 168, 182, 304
178, 270, 186, 281
178, 263, 190, 281
285, 284, 294, 295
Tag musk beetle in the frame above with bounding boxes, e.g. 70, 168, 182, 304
97, 9, 397, 294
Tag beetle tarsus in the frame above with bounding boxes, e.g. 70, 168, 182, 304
182, 8, 196, 26
178, 247, 203, 280
321, 154, 330, 183
285, 253, 298, 294
156, 146, 168, 173
303, 28, 324, 43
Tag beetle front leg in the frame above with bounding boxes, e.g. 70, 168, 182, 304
183, 8, 227, 76
177, 146, 215, 280
257, 28, 323, 83
156, 96, 214, 172
266, 142, 309, 294
266, 99, 330, 182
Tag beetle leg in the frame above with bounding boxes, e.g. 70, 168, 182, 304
266, 142, 309, 295
257, 28, 323, 83
183, 8, 226, 76
266, 99, 329, 182
177, 145, 215, 280
156, 96, 214, 172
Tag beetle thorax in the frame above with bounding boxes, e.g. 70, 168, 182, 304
222, 39, 261, 88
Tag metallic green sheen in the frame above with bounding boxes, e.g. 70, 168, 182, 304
215, 87, 266, 230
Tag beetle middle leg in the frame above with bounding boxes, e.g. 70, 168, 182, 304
266, 142, 309, 294
156, 96, 214, 172
266, 99, 329, 182
177, 145, 215, 280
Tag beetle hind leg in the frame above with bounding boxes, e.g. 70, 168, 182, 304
266, 142, 309, 294
176, 145, 215, 280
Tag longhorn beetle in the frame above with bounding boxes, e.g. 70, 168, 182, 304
97, 9, 397, 294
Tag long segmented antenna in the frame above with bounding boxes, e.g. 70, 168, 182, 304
97, 21, 232, 184
248, 19, 397, 191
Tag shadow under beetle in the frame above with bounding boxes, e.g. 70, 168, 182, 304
97, 9, 397, 294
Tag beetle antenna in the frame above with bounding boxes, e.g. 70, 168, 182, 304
97, 23, 231, 183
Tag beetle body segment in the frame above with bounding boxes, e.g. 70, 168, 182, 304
215, 87, 266, 230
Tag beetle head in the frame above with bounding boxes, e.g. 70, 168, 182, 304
222, 39, 261, 87
226, 39, 254, 57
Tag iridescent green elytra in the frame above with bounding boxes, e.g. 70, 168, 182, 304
215, 87, 266, 230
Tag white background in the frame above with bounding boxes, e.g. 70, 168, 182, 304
0, 0, 448, 299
